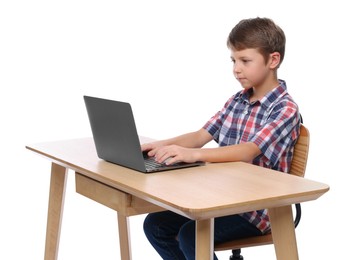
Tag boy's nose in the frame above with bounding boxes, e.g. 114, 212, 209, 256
233, 61, 240, 73
233, 64, 241, 74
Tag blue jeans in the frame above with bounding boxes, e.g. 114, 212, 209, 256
143, 211, 262, 260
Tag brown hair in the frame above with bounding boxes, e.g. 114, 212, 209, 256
227, 17, 286, 66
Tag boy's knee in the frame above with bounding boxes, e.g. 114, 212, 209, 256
177, 222, 195, 248
143, 213, 156, 236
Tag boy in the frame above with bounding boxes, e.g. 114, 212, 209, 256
142, 17, 300, 260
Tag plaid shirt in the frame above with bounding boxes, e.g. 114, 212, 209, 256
203, 79, 300, 234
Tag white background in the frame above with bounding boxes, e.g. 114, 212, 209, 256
0, 1, 345, 259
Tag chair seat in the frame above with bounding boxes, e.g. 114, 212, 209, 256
215, 233, 273, 251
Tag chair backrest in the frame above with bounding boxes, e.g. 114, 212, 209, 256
289, 124, 310, 178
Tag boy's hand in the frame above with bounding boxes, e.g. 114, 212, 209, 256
150, 145, 199, 165
141, 141, 164, 157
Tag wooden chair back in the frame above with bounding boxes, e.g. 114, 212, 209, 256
289, 124, 310, 177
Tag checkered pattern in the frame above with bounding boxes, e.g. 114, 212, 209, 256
203, 79, 300, 234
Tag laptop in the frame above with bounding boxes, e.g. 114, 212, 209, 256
84, 95, 205, 173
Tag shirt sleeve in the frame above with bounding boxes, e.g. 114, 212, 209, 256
203, 96, 234, 143
249, 100, 300, 168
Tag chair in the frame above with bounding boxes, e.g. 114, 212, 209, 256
214, 124, 310, 259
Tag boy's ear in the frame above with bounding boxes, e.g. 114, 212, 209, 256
269, 52, 281, 69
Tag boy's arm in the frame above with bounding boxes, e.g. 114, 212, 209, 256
145, 132, 261, 165
155, 141, 261, 165
196, 142, 261, 163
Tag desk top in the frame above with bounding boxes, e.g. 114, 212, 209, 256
26, 138, 329, 220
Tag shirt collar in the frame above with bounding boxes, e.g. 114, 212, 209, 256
234, 79, 288, 109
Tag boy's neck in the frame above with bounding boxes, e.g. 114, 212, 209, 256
249, 75, 279, 103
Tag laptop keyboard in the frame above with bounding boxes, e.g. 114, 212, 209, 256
144, 156, 186, 170
144, 157, 167, 170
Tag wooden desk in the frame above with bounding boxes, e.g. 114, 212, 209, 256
26, 138, 329, 260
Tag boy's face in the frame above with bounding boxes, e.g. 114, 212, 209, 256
230, 47, 274, 90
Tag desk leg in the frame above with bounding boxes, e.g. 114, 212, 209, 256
268, 205, 299, 260
117, 213, 132, 260
196, 218, 214, 260
44, 163, 68, 260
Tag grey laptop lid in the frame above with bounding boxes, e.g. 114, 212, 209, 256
84, 96, 204, 173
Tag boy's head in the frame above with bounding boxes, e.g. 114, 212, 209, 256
227, 17, 286, 68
